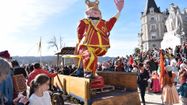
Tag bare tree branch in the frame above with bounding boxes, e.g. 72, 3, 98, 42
48, 36, 59, 51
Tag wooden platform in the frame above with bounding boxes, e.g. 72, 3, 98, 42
52, 72, 141, 105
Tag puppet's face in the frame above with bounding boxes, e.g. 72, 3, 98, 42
86, 9, 102, 18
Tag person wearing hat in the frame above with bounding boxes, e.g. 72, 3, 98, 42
0, 50, 11, 60
0, 58, 28, 105
0, 50, 14, 105
75, 0, 124, 78
161, 65, 179, 105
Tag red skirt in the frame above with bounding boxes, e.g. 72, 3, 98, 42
152, 78, 161, 92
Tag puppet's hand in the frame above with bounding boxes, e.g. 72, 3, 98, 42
114, 0, 124, 12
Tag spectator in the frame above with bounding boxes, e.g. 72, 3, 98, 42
11, 60, 28, 78
0, 50, 14, 104
63, 66, 71, 75
170, 59, 179, 85
114, 58, 124, 72
147, 56, 158, 73
178, 71, 187, 105
128, 55, 134, 71
0, 58, 28, 105
27, 63, 57, 86
97, 62, 102, 71
102, 61, 110, 71
131, 63, 138, 73
0, 58, 11, 84
29, 74, 52, 105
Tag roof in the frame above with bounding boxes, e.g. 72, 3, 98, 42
144, 0, 161, 15
55, 47, 75, 55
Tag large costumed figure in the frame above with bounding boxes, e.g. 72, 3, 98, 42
76, 0, 124, 78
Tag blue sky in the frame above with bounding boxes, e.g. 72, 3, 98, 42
0, 0, 186, 57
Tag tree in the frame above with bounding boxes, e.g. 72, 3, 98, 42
134, 47, 141, 55
48, 36, 64, 52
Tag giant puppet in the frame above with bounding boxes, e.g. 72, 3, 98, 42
76, 0, 124, 78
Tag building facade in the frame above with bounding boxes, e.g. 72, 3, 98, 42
139, 0, 168, 51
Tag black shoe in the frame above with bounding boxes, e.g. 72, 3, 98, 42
142, 101, 145, 105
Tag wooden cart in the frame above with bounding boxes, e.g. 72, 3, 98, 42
53, 72, 141, 105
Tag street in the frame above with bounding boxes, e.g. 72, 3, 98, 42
141, 92, 182, 105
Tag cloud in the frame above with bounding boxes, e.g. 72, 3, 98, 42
0, 0, 78, 56
0, 0, 78, 36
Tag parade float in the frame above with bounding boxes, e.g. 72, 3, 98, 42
52, 0, 140, 104
53, 47, 140, 105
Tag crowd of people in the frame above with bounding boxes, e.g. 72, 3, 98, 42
0, 50, 58, 105
98, 42, 187, 105
0, 42, 187, 105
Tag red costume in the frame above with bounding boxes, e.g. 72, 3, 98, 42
75, 0, 124, 77
77, 17, 117, 73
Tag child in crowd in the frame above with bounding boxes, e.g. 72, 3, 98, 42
29, 74, 52, 105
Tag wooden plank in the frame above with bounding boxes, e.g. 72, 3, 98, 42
91, 85, 115, 94
97, 72, 138, 91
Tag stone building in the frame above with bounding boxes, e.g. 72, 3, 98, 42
138, 0, 168, 51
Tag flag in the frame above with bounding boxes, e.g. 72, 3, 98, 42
159, 49, 165, 88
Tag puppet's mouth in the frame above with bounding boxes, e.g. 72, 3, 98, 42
88, 17, 100, 20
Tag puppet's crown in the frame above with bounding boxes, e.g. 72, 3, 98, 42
85, 0, 99, 10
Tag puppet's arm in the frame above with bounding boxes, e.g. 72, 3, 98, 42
114, 0, 124, 19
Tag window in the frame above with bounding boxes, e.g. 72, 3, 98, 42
151, 17, 155, 21
152, 36, 156, 39
150, 7, 155, 14
150, 24, 156, 31
152, 44, 156, 48
151, 32, 157, 39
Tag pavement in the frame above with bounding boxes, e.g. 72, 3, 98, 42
140, 92, 182, 105
64, 90, 183, 105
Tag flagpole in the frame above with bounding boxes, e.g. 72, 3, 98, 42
38, 37, 42, 64
159, 49, 165, 88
